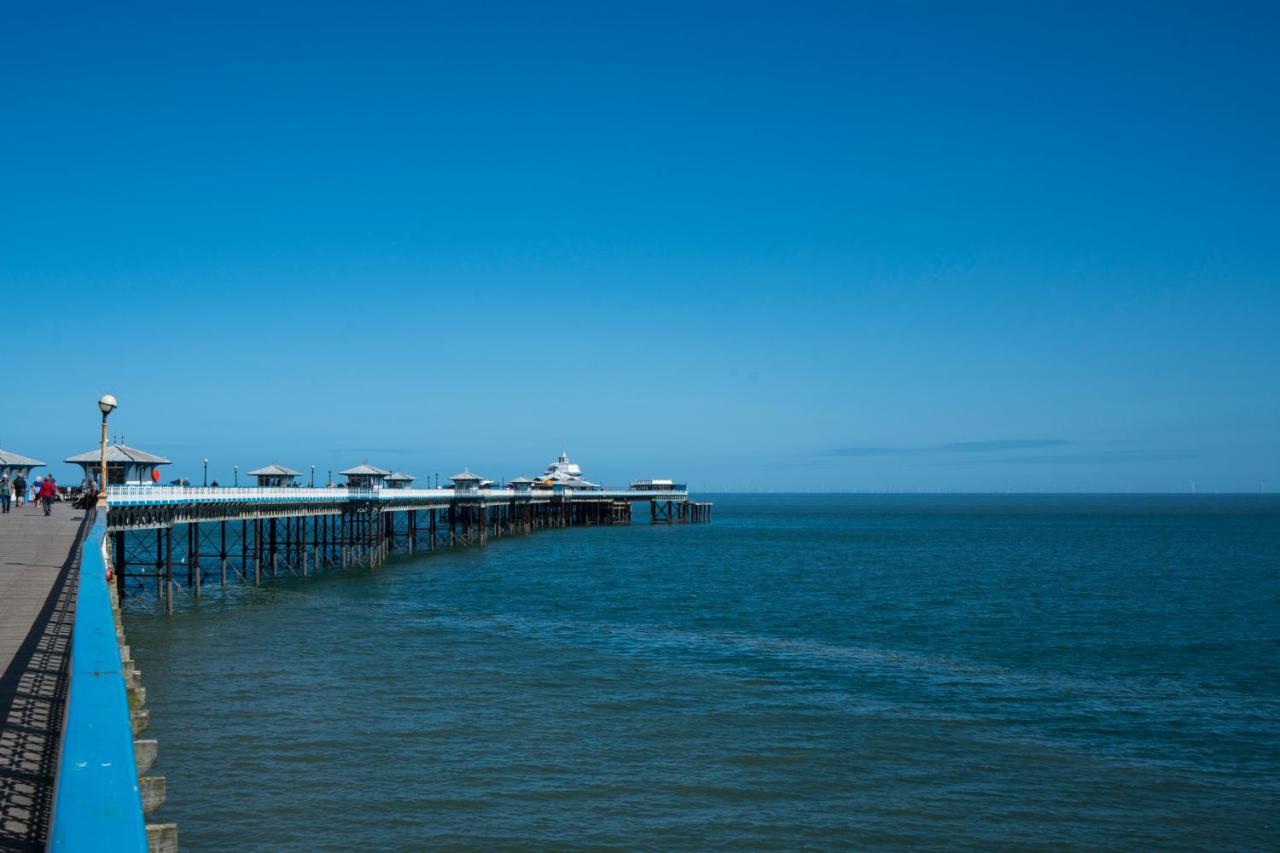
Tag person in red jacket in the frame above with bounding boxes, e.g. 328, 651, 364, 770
37, 476, 56, 516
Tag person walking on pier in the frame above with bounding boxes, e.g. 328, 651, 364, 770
0, 474, 10, 513
37, 476, 55, 516
12, 473, 25, 508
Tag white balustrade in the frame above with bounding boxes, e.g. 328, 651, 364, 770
105, 484, 688, 506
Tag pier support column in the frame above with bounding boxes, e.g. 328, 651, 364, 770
114, 530, 127, 598
154, 529, 163, 598
187, 524, 197, 597
269, 517, 278, 576
164, 525, 173, 614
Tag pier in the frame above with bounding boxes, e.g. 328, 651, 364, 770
0, 453, 709, 851
105, 483, 711, 606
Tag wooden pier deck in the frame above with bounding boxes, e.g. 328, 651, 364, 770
0, 502, 88, 851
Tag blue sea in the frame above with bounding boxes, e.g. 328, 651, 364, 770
124, 495, 1280, 850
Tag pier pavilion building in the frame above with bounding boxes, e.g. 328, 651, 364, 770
247, 464, 301, 488
384, 472, 415, 489
341, 464, 389, 489
0, 449, 45, 481
507, 476, 534, 493
534, 451, 602, 490
65, 443, 171, 486
449, 469, 484, 493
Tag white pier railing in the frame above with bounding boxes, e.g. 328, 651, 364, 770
105, 485, 688, 506
106, 486, 362, 503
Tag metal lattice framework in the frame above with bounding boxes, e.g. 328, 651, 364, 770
105, 487, 710, 605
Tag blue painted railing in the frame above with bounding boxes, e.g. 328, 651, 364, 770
48, 512, 148, 851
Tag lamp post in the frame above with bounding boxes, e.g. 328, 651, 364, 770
97, 394, 117, 506
203, 458, 209, 487
310, 465, 315, 488
234, 465, 239, 487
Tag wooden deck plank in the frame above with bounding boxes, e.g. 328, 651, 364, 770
0, 502, 87, 851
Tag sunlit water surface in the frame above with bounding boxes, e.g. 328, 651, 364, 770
125, 495, 1280, 849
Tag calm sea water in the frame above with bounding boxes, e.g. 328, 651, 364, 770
124, 495, 1280, 850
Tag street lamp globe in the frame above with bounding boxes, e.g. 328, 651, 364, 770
98, 394, 118, 415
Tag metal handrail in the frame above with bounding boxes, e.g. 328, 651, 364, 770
47, 512, 148, 851
105, 485, 689, 505
107, 485, 360, 501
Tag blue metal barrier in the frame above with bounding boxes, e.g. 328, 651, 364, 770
48, 512, 148, 851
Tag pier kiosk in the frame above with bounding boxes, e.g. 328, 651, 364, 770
65, 443, 170, 487
449, 469, 483, 493
247, 464, 301, 487
341, 464, 389, 489
384, 472, 415, 490
0, 448, 45, 482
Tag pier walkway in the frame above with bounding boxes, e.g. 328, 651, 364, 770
0, 503, 87, 851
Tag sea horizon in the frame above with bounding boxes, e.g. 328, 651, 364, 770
125, 493, 1280, 849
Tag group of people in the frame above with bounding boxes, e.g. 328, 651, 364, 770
0, 473, 60, 516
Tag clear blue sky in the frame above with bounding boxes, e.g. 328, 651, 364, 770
2, 2, 1277, 491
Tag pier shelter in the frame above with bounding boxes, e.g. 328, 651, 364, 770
384, 472, 415, 489
341, 464, 389, 489
507, 476, 534, 493
65, 443, 170, 486
449, 469, 483, 493
0, 448, 45, 481
247, 464, 301, 488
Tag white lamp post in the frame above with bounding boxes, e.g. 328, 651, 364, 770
97, 394, 117, 506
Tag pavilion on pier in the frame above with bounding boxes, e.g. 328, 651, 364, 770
247, 464, 301, 488
0, 449, 45, 482
341, 464, 390, 489
64, 443, 171, 487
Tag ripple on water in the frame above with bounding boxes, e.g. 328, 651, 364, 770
124, 495, 1280, 850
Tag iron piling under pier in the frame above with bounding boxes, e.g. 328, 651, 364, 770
105, 489, 710, 601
